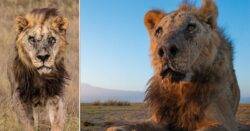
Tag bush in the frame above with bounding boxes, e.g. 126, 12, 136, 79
91, 100, 131, 106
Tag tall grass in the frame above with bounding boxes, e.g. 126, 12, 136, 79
0, 0, 79, 130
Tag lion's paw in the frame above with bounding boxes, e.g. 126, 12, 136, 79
106, 126, 128, 131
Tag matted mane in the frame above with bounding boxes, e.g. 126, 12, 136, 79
13, 54, 68, 105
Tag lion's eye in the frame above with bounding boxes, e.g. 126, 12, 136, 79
186, 23, 196, 32
155, 27, 163, 37
28, 36, 36, 44
48, 37, 56, 45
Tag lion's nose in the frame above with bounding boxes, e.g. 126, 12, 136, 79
37, 54, 50, 62
158, 45, 179, 58
169, 45, 179, 57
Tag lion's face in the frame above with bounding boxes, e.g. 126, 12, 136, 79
15, 9, 68, 75
17, 25, 64, 74
145, 1, 219, 81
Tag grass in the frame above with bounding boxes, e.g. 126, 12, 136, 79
236, 104, 250, 125
81, 103, 250, 131
0, 0, 79, 130
81, 103, 148, 131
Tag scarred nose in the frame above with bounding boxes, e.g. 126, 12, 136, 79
37, 54, 50, 62
36, 49, 50, 62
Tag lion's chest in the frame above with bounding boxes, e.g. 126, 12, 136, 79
17, 76, 64, 106
161, 86, 211, 130
164, 95, 202, 127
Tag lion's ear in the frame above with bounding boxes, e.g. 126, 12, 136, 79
197, 0, 218, 29
15, 16, 28, 33
144, 10, 165, 35
51, 16, 68, 33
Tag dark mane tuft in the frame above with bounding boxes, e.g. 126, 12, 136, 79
31, 8, 58, 18
27, 8, 59, 24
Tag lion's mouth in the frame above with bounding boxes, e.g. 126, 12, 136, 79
37, 66, 52, 74
160, 65, 186, 82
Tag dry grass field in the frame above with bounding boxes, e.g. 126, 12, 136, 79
81, 103, 250, 131
0, 0, 79, 130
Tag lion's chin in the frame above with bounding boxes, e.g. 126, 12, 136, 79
37, 66, 52, 75
160, 65, 186, 82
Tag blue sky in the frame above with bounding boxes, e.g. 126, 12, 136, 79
81, 0, 250, 96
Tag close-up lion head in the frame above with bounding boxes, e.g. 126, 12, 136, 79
145, 0, 220, 82
15, 8, 68, 75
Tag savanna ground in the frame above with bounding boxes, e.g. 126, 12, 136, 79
0, 0, 79, 130
81, 103, 250, 131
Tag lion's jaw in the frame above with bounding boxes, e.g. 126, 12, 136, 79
160, 64, 187, 82
31, 53, 55, 75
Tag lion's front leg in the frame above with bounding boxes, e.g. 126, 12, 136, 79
196, 126, 227, 131
12, 92, 34, 131
106, 121, 168, 131
195, 102, 238, 131
32, 106, 39, 131
46, 96, 65, 131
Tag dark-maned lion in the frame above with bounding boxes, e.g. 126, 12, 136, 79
8, 8, 69, 131
107, 0, 240, 131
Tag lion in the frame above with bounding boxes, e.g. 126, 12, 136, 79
107, 0, 240, 131
7, 8, 69, 131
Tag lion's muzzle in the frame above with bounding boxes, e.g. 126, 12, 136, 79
160, 64, 186, 82
158, 44, 179, 59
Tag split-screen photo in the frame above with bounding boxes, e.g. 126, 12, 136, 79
0, 0, 250, 131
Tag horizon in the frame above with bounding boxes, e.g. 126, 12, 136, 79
81, 83, 250, 104
81, 0, 250, 97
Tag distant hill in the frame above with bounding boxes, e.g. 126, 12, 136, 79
240, 97, 250, 104
81, 83, 145, 103
81, 83, 250, 104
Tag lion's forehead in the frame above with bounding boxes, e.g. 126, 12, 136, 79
28, 25, 53, 38
158, 11, 198, 31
